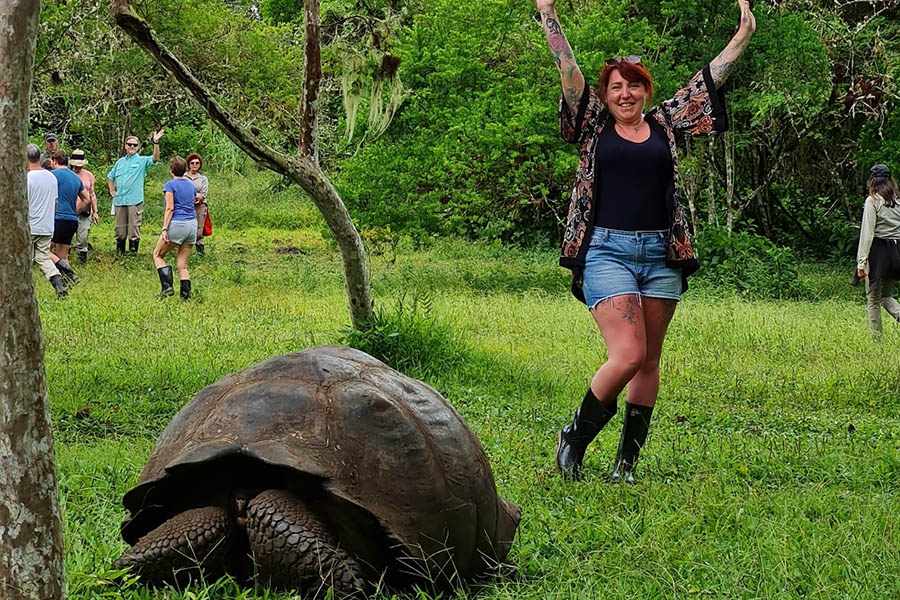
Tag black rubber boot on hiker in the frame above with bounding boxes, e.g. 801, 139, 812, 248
157, 266, 175, 298
179, 279, 192, 301
196, 242, 205, 256
78, 250, 88, 265
611, 403, 655, 484
129, 239, 140, 254
50, 275, 68, 299
56, 259, 79, 286
556, 388, 616, 481
116, 238, 126, 255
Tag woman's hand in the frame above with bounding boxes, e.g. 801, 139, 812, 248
736, 0, 756, 40
536, 0, 555, 11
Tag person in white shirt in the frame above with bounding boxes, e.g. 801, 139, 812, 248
26, 143, 68, 298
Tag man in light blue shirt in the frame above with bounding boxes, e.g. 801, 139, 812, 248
107, 129, 165, 254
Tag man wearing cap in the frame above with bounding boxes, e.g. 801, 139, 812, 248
26, 144, 68, 298
70, 149, 99, 264
50, 150, 91, 286
107, 129, 165, 255
40, 133, 59, 169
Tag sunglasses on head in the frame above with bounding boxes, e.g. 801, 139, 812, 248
605, 55, 642, 66
125, 142, 139, 147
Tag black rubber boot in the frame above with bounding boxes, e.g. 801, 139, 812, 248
157, 266, 175, 298
78, 250, 88, 265
116, 238, 126, 255
556, 388, 616, 481
611, 403, 655, 484
129, 239, 140, 254
56, 259, 79, 286
49, 274, 68, 299
196, 242, 205, 256
179, 279, 192, 301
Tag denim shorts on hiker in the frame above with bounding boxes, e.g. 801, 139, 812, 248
582, 227, 683, 309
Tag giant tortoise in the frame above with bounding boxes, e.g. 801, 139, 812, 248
114, 345, 521, 597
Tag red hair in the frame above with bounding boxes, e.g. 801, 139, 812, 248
599, 61, 654, 104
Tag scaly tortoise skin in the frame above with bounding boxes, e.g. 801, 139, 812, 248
114, 345, 521, 597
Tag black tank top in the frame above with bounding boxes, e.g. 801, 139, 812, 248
592, 119, 673, 231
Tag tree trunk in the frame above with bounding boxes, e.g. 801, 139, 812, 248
707, 136, 718, 226
682, 138, 699, 234
724, 131, 735, 234
0, 0, 66, 598
110, 0, 375, 328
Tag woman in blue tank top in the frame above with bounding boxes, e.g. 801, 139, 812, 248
152, 156, 199, 300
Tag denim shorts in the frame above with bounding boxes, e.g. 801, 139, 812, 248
582, 227, 682, 309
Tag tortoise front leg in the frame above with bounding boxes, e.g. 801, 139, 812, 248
113, 506, 232, 585
245, 489, 365, 598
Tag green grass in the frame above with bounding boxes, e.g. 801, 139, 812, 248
39, 169, 899, 599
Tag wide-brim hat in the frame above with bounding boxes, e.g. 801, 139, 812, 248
869, 164, 891, 180
69, 149, 88, 167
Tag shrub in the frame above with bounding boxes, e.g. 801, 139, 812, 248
340, 292, 470, 379
693, 226, 809, 299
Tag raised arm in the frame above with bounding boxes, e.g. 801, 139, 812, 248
708, 0, 756, 88
151, 128, 165, 162
537, 0, 585, 112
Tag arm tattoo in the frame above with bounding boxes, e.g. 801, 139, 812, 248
710, 60, 736, 88
542, 11, 584, 108
545, 17, 562, 36
544, 17, 574, 70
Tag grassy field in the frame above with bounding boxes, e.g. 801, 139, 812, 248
38, 169, 899, 599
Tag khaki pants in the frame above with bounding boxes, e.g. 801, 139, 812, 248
865, 278, 900, 335
76, 214, 91, 252
114, 203, 143, 242
31, 234, 59, 279
194, 203, 208, 244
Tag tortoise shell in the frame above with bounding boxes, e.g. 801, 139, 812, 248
120, 345, 520, 585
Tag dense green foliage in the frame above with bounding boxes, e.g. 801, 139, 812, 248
692, 226, 807, 299
40, 169, 899, 599
30, 0, 900, 255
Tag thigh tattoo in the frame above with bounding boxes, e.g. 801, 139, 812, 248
597, 295, 642, 325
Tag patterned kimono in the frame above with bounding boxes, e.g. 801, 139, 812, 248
558, 65, 727, 303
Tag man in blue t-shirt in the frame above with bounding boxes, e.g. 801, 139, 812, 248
107, 129, 165, 255
50, 150, 90, 286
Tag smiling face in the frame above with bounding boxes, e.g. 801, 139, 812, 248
605, 69, 648, 126
124, 137, 140, 157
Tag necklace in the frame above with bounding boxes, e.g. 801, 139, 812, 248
617, 120, 643, 135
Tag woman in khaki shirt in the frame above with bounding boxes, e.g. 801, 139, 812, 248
856, 163, 900, 335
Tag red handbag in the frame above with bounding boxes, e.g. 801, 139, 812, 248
203, 210, 212, 237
